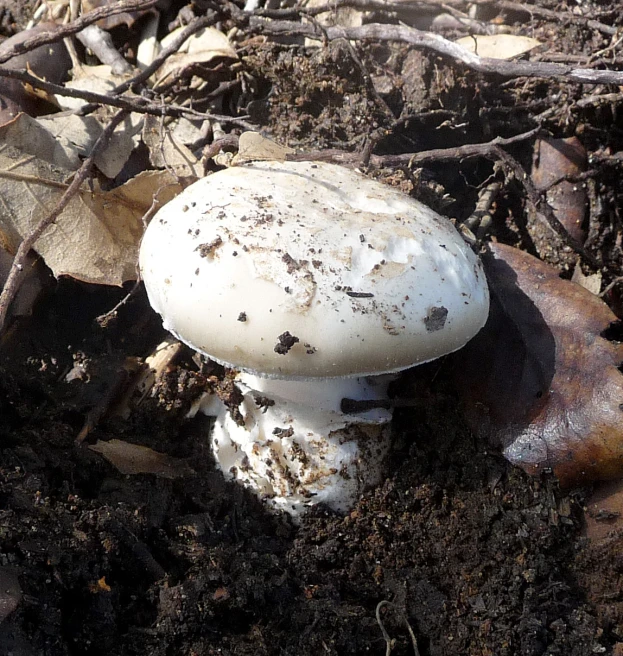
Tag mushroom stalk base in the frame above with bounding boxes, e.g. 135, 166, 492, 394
203, 375, 393, 518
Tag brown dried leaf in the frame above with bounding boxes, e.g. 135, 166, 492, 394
454, 242, 623, 486
0, 145, 186, 285
89, 439, 195, 479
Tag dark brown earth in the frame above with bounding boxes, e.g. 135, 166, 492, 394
1, 0, 623, 654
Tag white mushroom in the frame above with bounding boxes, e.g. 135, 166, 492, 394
139, 160, 489, 517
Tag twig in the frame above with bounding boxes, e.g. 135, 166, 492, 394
76, 24, 133, 75
0, 110, 128, 333
249, 20, 623, 85
0, 0, 159, 65
286, 125, 541, 167
0, 67, 252, 126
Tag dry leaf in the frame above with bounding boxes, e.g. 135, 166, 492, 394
0, 113, 80, 170
38, 112, 137, 179
0, 142, 186, 285
142, 114, 201, 177
455, 34, 541, 60
532, 137, 588, 243
0, 112, 138, 178
57, 64, 136, 113
454, 242, 623, 486
302, 0, 363, 47
89, 439, 195, 478
154, 27, 237, 87
571, 264, 602, 295
232, 131, 294, 165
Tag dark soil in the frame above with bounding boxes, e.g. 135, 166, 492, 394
2, 0, 623, 655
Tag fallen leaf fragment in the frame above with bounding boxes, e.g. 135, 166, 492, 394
232, 131, 294, 165
89, 439, 195, 479
88, 576, 112, 593
142, 114, 201, 177
0, 137, 186, 284
454, 242, 623, 486
302, 0, 363, 47
154, 27, 237, 87
455, 34, 541, 60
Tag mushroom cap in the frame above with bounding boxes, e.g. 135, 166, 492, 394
139, 160, 489, 378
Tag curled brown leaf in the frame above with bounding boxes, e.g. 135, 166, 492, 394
454, 242, 623, 486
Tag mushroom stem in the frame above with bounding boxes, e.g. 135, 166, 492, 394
205, 373, 394, 518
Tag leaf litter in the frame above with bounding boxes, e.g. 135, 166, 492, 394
454, 242, 623, 487
0, 0, 623, 653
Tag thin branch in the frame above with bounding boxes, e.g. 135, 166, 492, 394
0, 0, 159, 65
0, 67, 252, 126
249, 19, 623, 85
286, 125, 541, 167
0, 111, 128, 332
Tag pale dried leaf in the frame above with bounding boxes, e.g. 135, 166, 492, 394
39, 112, 137, 178
89, 439, 195, 478
137, 12, 160, 69
0, 113, 136, 179
0, 113, 80, 170
170, 117, 204, 146
232, 131, 294, 164
57, 64, 135, 112
143, 114, 201, 177
154, 27, 237, 86
455, 34, 541, 60
0, 146, 186, 284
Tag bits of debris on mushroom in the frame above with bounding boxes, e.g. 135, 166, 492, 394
140, 160, 490, 518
